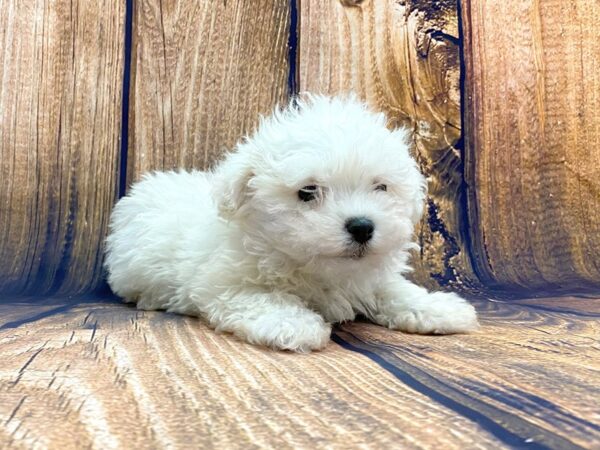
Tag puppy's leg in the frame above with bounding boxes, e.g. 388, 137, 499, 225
369, 277, 479, 334
209, 291, 331, 352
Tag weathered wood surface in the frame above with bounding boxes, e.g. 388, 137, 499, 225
128, 0, 291, 183
0, 0, 125, 295
339, 297, 600, 449
298, 0, 483, 294
1, 296, 598, 449
462, 0, 600, 295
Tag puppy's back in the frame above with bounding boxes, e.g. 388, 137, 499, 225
104, 170, 219, 307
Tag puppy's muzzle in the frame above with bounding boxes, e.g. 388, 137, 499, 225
345, 217, 374, 244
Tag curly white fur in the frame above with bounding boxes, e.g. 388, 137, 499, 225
104, 95, 478, 352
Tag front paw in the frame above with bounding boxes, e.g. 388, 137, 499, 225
380, 292, 479, 335
240, 310, 332, 352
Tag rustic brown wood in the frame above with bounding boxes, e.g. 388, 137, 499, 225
339, 297, 600, 449
0, 298, 508, 449
462, 0, 600, 294
298, 0, 483, 294
128, 0, 291, 183
0, 0, 125, 295
1, 296, 598, 448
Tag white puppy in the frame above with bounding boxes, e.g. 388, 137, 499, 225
105, 95, 478, 352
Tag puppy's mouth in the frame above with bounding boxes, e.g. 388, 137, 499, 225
344, 244, 369, 260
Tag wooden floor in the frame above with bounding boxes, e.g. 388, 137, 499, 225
0, 295, 598, 449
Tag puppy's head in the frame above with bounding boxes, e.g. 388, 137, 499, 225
212, 95, 427, 272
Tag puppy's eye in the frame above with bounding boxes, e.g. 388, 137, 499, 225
375, 183, 387, 192
298, 185, 319, 202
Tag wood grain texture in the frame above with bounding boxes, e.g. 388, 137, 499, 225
462, 0, 600, 294
298, 0, 483, 294
338, 297, 600, 449
0, 297, 510, 449
2, 296, 598, 448
0, 0, 124, 295
128, 0, 291, 182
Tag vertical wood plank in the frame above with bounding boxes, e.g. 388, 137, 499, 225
0, 0, 125, 295
462, 0, 600, 294
299, 0, 483, 293
128, 0, 291, 180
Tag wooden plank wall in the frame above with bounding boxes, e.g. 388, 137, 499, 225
1, 0, 599, 298
462, 0, 600, 295
128, 0, 291, 181
0, 0, 125, 295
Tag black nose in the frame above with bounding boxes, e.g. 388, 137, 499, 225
345, 217, 375, 244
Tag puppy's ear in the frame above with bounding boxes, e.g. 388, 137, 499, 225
390, 128, 428, 225
410, 173, 428, 225
212, 144, 256, 220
